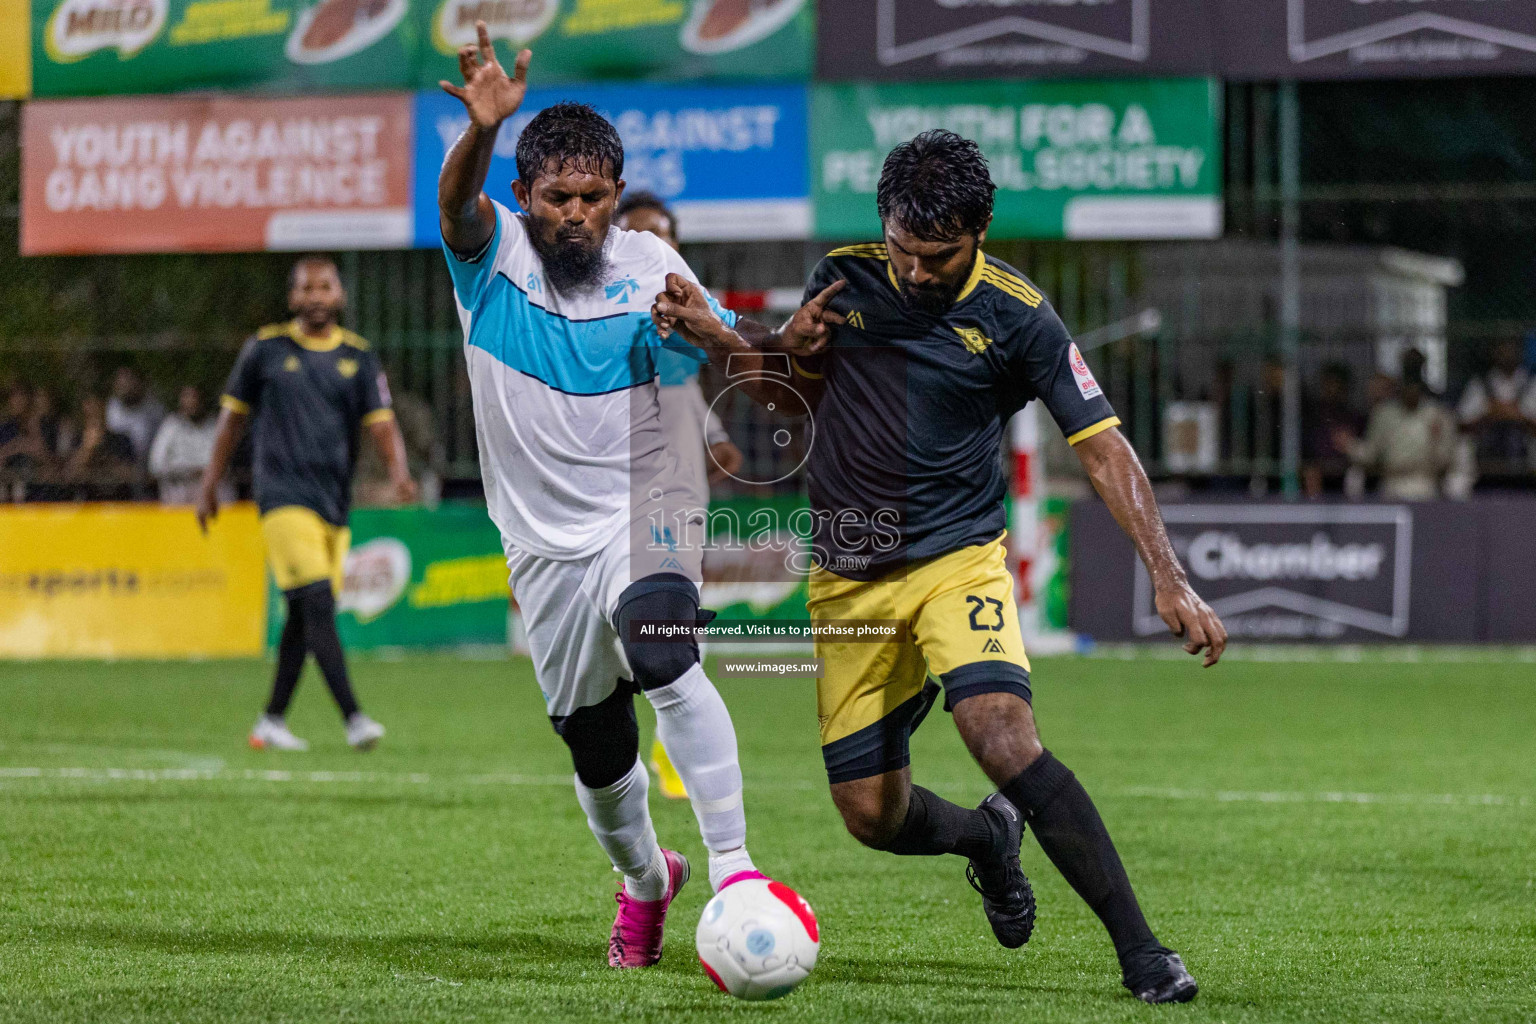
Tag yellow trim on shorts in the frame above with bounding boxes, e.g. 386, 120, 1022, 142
361, 408, 395, 426
1067, 416, 1121, 446
220, 395, 250, 415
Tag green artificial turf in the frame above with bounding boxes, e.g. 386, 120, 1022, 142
0, 654, 1532, 1023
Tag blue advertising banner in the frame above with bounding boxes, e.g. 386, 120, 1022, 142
412, 83, 809, 247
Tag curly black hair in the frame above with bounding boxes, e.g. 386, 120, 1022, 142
515, 102, 624, 186
876, 129, 996, 242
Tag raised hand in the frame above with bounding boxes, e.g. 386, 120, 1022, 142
779, 280, 847, 357
439, 21, 531, 130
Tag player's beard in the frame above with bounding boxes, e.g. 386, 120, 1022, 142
900, 279, 961, 315
531, 228, 611, 295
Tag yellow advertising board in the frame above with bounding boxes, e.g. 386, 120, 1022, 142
0, 503, 266, 658
0, 0, 30, 98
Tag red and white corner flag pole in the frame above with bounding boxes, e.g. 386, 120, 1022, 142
1009, 405, 1075, 654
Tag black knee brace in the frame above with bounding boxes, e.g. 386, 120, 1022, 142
549, 682, 639, 789
614, 574, 704, 691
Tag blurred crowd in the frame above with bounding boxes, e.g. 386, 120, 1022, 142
0, 367, 439, 506
1298, 341, 1536, 500
4, 342, 1536, 506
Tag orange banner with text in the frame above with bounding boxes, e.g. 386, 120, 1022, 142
0, 504, 267, 658
21, 91, 413, 255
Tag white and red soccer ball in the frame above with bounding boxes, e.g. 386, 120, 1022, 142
696, 878, 819, 1000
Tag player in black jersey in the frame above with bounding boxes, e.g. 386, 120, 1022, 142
653, 131, 1225, 1004
197, 256, 417, 753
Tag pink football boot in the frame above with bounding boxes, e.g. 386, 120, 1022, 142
608, 849, 690, 968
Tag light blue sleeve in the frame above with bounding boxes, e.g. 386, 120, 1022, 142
441, 202, 503, 309
648, 243, 735, 381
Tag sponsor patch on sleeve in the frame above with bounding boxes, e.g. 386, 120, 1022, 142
1069, 343, 1103, 400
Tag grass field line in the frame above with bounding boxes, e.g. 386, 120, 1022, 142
1, 765, 1530, 809
1115, 785, 1533, 807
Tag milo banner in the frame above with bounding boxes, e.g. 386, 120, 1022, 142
268, 504, 509, 650
415, 0, 811, 86
813, 79, 1221, 241
818, 0, 1216, 81
1220, 0, 1536, 80
31, 0, 417, 97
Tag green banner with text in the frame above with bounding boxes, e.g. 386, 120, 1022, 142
267, 504, 508, 650
31, 0, 812, 97
813, 79, 1222, 241
32, 0, 418, 97
414, 0, 812, 86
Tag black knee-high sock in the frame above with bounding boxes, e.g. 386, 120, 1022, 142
1001, 750, 1158, 965
291, 582, 360, 720
265, 597, 308, 717
881, 785, 1001, 860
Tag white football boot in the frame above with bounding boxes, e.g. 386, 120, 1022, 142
249, 714, 309, 751
345, 713, 385, 751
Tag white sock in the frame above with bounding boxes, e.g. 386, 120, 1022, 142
624, 846, 670, 902
643, 663, 747, 853
708, 846, 757, 893
573, 759, 665, 899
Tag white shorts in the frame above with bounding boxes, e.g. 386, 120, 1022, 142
508, 512, 704, 718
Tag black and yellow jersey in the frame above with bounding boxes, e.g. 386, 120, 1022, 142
221, 320, 393, 526
795, 244, 1119, 581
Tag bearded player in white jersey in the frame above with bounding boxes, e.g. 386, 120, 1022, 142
437, 24, 770, 967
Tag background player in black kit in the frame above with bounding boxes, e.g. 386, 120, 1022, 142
654, 130, 1227, 1004
197, 256, 417, 752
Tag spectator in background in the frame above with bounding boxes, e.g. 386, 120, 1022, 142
62, 395, 137, 500
1338, 352, 1456, 500
1, 386, 66, 499
1456, 338, 1536, 485
105, 366, 165, 465
150, 385, 229, 505
1301, 362, 1365, 498
0, 384, 30, 451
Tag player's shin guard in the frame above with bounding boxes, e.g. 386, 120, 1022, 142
574, 759, 667, 900
642, 663, 747, 856
1001, 750, 1159, 964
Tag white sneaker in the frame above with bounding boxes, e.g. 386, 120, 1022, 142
250, 714, 308, 751
345, 713, 385, 751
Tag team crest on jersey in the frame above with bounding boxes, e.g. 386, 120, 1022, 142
1069, 343, 1103, 399
953, 325, 994, 354
283, 355, 300, 372
336, 358, 359, 379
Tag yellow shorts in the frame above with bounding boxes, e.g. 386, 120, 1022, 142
260, 506, 350, 595
808, 538, 1032, 783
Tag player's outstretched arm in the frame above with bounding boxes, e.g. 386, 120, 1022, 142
195, 407, 246, 534
653, 275, 843, 408
1074, 427, 1228, 666
438, 20, 530, 256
